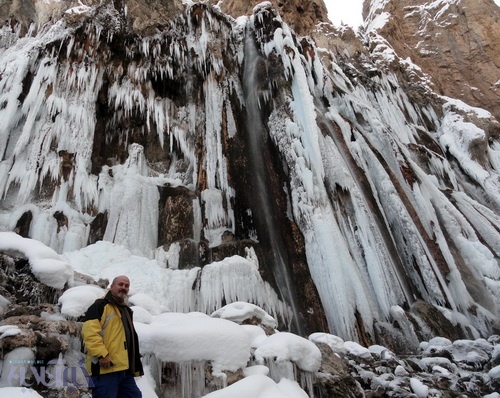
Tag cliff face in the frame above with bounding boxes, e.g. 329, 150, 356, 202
0, 0, 328, 36
364, 0, 500, 122
0, 0, 185, 34
208, 0, 330, 36
0, 0, 500, 396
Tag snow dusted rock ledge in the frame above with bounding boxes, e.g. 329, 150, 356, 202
0, 232, 73, 289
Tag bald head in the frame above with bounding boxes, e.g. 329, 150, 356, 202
112, 275, 130, 285
109, 275, 130, 303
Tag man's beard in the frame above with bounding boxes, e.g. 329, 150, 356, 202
112, 291, 129, 305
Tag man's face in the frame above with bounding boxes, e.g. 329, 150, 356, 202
110, 276, 130, 303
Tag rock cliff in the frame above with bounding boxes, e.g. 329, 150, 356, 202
0, 0, 499, 395
363, 0, 500, 122
208, 0, 329, 36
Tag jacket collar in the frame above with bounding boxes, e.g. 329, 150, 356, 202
104, 290, 127, 306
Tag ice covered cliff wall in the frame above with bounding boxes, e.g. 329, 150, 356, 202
0, 0, 327, 336
0, 0, 499, 349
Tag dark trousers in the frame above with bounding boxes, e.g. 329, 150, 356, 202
91, 370, 142, 398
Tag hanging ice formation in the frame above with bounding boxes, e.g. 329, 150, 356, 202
0, 0, 499, 346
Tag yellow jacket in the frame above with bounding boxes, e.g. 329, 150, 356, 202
81, 291, 143, 377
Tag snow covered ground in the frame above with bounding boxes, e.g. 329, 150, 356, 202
0, 232, 319, 396
0, 232, 499, 397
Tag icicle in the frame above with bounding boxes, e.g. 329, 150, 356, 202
198, 255, 292, 327
193, 198, 202, 245
102, 144, 159, 258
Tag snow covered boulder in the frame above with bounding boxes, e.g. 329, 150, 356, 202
309, 332, 347, 354
368, 344, 396, 361
135, 312, 251, 374
419, 356, 458, 374
420, 336, 453, 359
489, 365, 500, 392
58, 284, 105, 317
410, 377, 429, 398
202, 374, 309, 398
0, 325, 22, 339
211, 301, 277, 329
0, 232, 73, 289
489, 365, 500, 380
450, 339, 492, 370
343, 341, 372, 361
491, 344, 500, 367
254, 332, 321, 373
129, 292, 169, 315
130, 305, 153, 324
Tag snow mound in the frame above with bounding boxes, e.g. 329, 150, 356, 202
202, 374, 308, 398
58, 285, 105, 317
0, 232, 73, 289
211, 301, 277, 328
254, 332, 321, 372
135, 312, 251, 374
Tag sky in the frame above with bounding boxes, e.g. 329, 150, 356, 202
324, 0, 364, 27
324, 0, 500, 27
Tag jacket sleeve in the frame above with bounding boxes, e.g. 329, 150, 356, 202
81, 300, 109, 359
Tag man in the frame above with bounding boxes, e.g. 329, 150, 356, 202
82, 275, 144, 397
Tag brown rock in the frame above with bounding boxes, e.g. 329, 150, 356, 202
14, 211, 33, 238
312, 23, 369, 60
410, 300, 464, 341
158, 185, 196, 245
208, 0, 330, 36
124, 0, 184, 35
0, 0, 76, 28
365, 0, 500, 122
35, 331, 66, 362
0, 328, 37, 351
0, 0, 185, 35
314, 343, 365, 397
